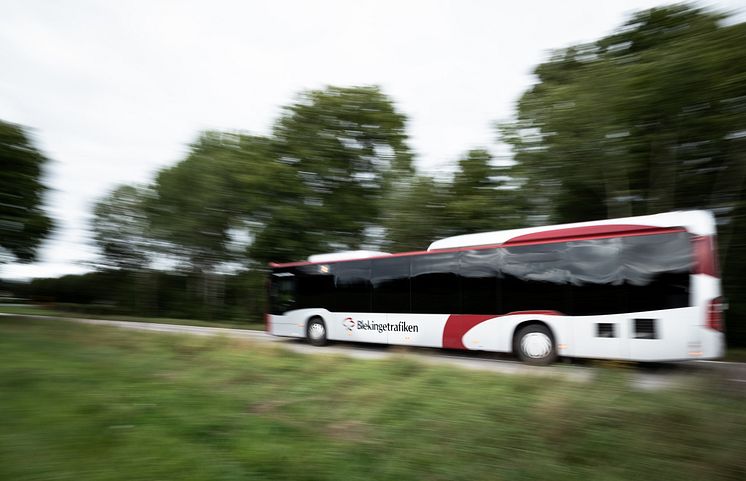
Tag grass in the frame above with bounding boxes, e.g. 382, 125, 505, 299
0, 317, 744, 480
0, 304, 263, 330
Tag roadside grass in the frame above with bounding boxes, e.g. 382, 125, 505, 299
0, 304, 263, 330
1, 317, 745, 481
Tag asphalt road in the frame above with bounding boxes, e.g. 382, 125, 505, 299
4, 313, 745, 389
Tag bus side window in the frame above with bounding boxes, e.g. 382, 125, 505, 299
460, 249, 500, 315
411, 252, 460, 314
501, 243, 570, 314
296, 265, 335, 310
372, 256, 411, 314
621, 233, 692, 312
333, 260, 372, 312
565, 238, 627, 316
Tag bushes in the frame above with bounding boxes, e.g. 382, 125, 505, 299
8, 269, 266, 323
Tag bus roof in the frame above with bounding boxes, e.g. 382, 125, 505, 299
428, 210, 714, 250
269, 210, 715, 268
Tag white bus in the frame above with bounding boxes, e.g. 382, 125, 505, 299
267, 210, 724, 364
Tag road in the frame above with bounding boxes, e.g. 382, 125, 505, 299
4, 313, 745, 389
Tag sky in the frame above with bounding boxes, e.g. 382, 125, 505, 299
1, 0, 743, 280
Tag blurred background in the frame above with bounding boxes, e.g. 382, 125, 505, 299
1, 0, 745, 346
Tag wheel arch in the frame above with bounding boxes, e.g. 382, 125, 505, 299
511, 319, 556, 353
306, 314, 324, 325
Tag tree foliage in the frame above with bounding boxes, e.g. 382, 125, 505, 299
382, 174, 448, 252
0, 120, 53, 263
502, 5, 746, 223
258, 85, 414, 262
87, 86, 416, 316
383, 149, 525, 251
146, 132, 275, 272
92, 184, 151, 270
446, 149, 525, 236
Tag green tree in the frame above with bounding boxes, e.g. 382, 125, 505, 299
382, 150, 526, 251
259, 85, 414, 263
502, 5, 745, 223
444, 149, 525, 236
92, 184, 156, 313
500, 4, 746, 344
144, 132, 276, 318
147, 131, 274, 272
92, 184, 151, 270
382, 174, 449, 252
125, 86, 413, 316
0, 120, 53, 263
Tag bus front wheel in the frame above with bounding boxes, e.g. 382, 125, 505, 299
515, 324, 557, 365
306, 317, 327, 346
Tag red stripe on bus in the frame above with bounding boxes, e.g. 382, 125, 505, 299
441, 311, 561, 349
442, 315, 495, 349
502, 225, 684, 245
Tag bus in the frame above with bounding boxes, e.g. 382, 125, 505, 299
266, 210, 724, 364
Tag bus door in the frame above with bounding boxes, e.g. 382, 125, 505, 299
269, 272, 297, 336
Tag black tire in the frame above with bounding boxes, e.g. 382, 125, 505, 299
514, 324, 557, 366
306, 317, 327, 346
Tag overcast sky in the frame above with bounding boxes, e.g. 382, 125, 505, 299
1, 0, 743, 280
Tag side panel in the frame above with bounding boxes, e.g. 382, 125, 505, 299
272, 307, 717, 361
699, 327, 726, 359
692, 274, 720, 308
327, 312, 389, 344
461, 307, 709, 361
626, 307, 698, 361
269, 308, 329, 338
462, 314, 571, 354
690, 273, 725, 359
386, 313, 449, 348
561, 315, 627, 359
268, 313, 303, 338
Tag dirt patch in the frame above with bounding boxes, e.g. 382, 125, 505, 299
323, 419, 371, 443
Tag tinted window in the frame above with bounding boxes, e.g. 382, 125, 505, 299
371, 256, 411, 313
497, 233, 692, 316
565, 238, 628, 315
460, 249, 500, 314
295, 264, 335, 310
621, 233, 692, 311
501, 243, 569, 314
333, 260, 371, 312
411, 253, 460, 314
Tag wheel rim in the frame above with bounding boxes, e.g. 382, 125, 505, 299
309, 322, 325, 340
521, 332, 552, 359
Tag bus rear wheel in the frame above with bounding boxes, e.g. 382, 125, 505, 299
306, 317, 327, 346
515, 324, 557, 366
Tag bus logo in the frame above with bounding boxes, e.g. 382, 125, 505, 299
343, 317, 355, 331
